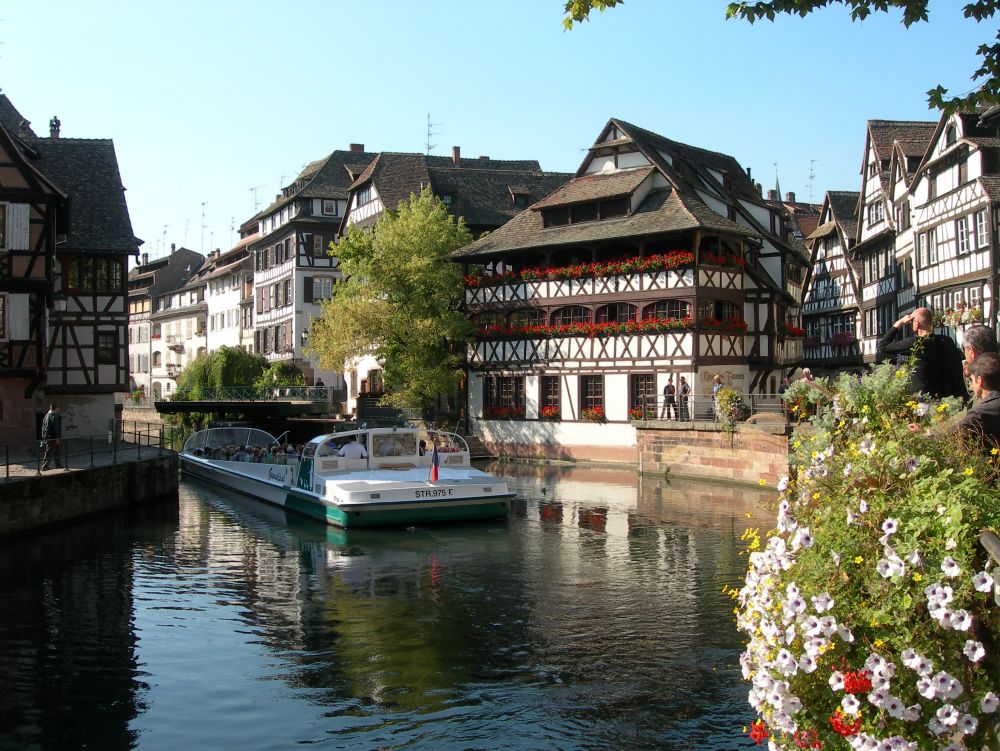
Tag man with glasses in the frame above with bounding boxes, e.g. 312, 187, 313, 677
961, 324, 998, 364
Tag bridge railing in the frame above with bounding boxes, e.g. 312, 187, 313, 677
171, 386, 345, 402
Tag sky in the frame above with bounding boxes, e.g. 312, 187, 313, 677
0, 0, 990, 263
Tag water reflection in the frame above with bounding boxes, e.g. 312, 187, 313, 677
0, 464, 774, 750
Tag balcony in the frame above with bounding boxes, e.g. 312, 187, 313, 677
166, 334, 184, 353
165, 363, 182, 378
469, 331, 697, 367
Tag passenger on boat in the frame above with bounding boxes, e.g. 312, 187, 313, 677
418, 440, 427, 456
263, 447, 277, 465
338, 435, 368, 459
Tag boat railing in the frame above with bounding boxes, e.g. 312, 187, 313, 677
182, 427, 280, 454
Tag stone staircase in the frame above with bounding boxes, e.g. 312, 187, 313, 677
462, 435, 496, 460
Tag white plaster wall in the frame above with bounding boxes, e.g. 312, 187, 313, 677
54, 394, 116, 439
605, 373, 629, 421
473, 418, 637, 449
617, 151, 651, 169
7, 293, 29, 339
584, 156, 616, 174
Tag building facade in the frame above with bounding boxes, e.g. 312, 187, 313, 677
453, 118, 809, 460
0, 96, 138, 443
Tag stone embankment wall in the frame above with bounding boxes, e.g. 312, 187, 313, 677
0, 454, 178, 538
637, 423, 789, 486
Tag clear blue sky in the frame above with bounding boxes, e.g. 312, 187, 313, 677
0, 0, 989, 262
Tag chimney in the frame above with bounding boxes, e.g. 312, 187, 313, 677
785, 191, 796, 203
49, 116, 60, 139
755, 182, 763, 196
141, 252, 148, 266
767, 189, 779, 201
452, 146, 461, 166
349, 143, 364, 153
746, 167, 752, 180
171, 243, 176, 253
17, 119, 31, 139
479, 155, 490, 161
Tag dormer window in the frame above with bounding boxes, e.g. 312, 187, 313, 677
321, 200, 338, 216
356, 185, 373, 206
945, 124, 957, 146
541, 197, 629, 228
439, 193, 453, 206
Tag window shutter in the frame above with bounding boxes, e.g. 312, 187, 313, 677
303, 277, 313, 303
7, 204, 29, 250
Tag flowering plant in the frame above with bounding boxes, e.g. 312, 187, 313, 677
715, 386, 749, 431
943, 301, 984, 329
463, 251, 696, 287
699, 317, 749, 335
736, 363, 1000, 750
475, 316, 693, 341
804, 335, 821, 349
482, 404, 525, 420
628, 406, 646, 420
828, 331, 857, 348
540, 405, 560, 420
779, 322, 807, 339
702, 251, 746, 269
581, 405, 605, 422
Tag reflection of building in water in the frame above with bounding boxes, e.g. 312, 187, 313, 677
637, 473, 774, 536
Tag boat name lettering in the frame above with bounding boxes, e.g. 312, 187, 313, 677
268, 468, 287, 482
415, 488, 454, 499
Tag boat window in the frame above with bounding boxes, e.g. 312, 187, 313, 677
373, 433, 416, 457
302, 443, 317, 459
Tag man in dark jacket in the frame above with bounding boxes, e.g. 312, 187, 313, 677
877, 307, 968, 401
40, 404, 62, 471
959, 352, 1000, 453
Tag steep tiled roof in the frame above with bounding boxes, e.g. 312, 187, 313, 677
428, 167, 570, 228
257, 149, 379, 218
532, 167, 654, 209
0, 94, 36, 138
827, 191, 860, 244
28, 137, 138, 254
453, 185, 754, 259
356, 152, 432, 216
978, 175, 1000, 202
806, 220, 837, 241
868, 120, 936, 160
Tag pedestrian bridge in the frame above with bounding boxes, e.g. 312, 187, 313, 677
154, 386, 344, 417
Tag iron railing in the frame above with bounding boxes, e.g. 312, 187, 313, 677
170, 386, 344, 402
0, 420, 184, 479
635, 393, 786, 423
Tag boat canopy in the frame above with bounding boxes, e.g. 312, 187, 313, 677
183, 427, 279, 454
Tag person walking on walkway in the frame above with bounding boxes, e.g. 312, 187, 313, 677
40, 404, 62, 471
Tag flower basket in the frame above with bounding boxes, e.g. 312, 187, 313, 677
540, 405, 560, 420
581, 405, 605, 422
628, 406, 646, 420
828, 331, 857, 348
482, 405, 525, 420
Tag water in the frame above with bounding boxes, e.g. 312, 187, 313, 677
0, 463, 773, 751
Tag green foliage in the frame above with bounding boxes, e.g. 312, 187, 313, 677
725, 1, 1000, 112
170, 346, 269, 431
308, 187, 474, 412
562, 0, 625, 28
253, 361, 304, 389
736, 363, 1000, 749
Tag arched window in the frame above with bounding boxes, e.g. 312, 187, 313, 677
643, 300, 690, 320
474, 312, 504, 331
152, 351, 162, 367
551, 306, 590, 326
595, 303, 637, 323
509, 309, 545, 327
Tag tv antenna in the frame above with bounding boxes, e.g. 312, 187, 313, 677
807, 159, 817, 203
425, 113, 438, 155
200, 201, 207, 253
183, 219, 190, 245
249, 184, 263, 213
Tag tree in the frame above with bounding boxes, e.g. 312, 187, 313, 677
563, 1, 1000, 112
308, 187, 474, 414
170, 346, 268, 431
253, 361, 304, 390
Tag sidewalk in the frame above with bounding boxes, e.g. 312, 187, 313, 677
0, 443, 175, 481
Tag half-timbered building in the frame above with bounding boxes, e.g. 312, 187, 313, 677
0, 96, 138, 442
802, 191, 863, 376
452, 118, 808, 460
852, 120, 936, 363
127, 246, 204, 397
248, 145, 377, 389
908, 110, 1000, 331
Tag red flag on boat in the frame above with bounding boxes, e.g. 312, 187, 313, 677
429, 445, 440, 482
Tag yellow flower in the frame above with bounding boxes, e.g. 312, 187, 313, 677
913, 573, 923, 582
870, 617, 879, 627
854, 556, 864, 564
874, 638, 884, 648
812, 492, 821, 500
792, 440, 801, 449
937, 404, 948, 413
861, 405, 869, 413
758, 478, 766, 486
992, 447, 999, 456
964, 467, 974, 476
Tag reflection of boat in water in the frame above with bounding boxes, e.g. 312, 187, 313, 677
180, 426, 513, 528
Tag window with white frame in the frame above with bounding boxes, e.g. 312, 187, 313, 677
957, 216, 970, 255
313, 277, 334, 300
322, 200, 338, 216
918, 228, 938, 267
975, 209, 989, 248
867, 201, 884, 226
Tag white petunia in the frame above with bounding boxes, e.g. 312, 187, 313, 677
829, 671, 845, 691
957, 714, 978, 735
884, 695, 904, 718
776, 475, 789, 492
981, 691, 999, 713
962, 639, 985, 662
858, 499, 868, 513
945, 537, 957, 551
901, 704, 921, 722
949, 609, 972, 631
972, 570, 994, 592
881, 517, 899, 535
830, 550, 842, 566
906, 549, 924, 567
916, 677, 936, 700
935, 704, 958, 726
811, 592, 834, 613
940, 556, 961, 578
842, 694, 860, 715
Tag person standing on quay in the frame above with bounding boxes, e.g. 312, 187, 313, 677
40, 404, 62, 471
678, 376, 691, 421
877, 307, 968, 401
661, 376, 677, 420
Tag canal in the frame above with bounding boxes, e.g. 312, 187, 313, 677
0, 463, 773, 750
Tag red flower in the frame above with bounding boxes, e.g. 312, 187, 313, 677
748, 720, 769, 744
843, 670, 872, 695
828, 709, 862, 737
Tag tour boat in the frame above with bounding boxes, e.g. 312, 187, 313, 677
179, 426, 512, 528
